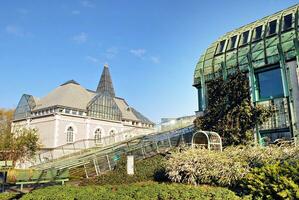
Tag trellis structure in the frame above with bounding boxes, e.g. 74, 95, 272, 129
191, 131, 222, 151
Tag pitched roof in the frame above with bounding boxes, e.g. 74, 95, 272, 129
28, 65, 154, 124
114, 97, 139, 121
34, 81, 94, 110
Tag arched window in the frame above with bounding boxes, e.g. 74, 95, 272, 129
109, 129, 116, 144
94, 128, 102, 144
66, 127, 74, 143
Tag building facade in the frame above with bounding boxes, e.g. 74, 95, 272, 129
193, 4, 299, 143
12, 65, 154, 151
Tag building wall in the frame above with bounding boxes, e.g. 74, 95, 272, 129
12, 113, 153, 150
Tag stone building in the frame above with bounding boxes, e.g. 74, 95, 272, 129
12, 65, 154, 152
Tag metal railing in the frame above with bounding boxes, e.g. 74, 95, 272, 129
62, 125, 195, 178
257, 97, 290, 130
30, 118, 195, 168
31, 128, 153, 166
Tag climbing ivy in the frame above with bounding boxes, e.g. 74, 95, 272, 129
194, 70, 272, 146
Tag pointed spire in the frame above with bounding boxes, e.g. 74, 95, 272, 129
96, 64, 115, 97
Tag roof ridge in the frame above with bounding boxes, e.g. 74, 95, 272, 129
60, 80, 80, 86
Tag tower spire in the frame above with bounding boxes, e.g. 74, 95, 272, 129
96, 64, 115, 97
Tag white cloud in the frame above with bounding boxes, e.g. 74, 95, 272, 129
71, 10, 80, 15
105, 47, 118, 59
130, 49, 146, 58
5, 25, 27, 37
150, 56, 160, 64
86, 56, 99, 63
72, 32, 88, 43
80, 0, 95, 8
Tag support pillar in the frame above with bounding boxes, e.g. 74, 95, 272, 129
247, 53, 260, 144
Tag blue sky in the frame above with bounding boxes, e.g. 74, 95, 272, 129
0, 0, 297, 122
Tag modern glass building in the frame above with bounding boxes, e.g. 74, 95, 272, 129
193, 4, 299, 142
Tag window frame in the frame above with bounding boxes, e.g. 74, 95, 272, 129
253, 25, 263, 41
228, 35, 238, 50
66, 126, 74, 143
255, 66, 284, 101
94, 128, 102, 144
215, 40, 226, 54
282, 13, 293, 31
267, 20, 277, 36
240, 30, 250, 46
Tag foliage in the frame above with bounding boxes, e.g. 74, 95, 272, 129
165, 145, 299, 187
194, 70, 272, 146
0, 108, 40, 164
80, 154, 168, 185
21, 182, 241, 200
0, 192, 18, 200
242, 160, 299, 200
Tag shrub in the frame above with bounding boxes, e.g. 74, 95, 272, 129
242, 160, 299, 200
0, 192, 18, 200
166, 145, 299, 187
166, 148, 249, 187
193, 70, 273, 146
21, 182, 240, 200
80, 154, 168, 185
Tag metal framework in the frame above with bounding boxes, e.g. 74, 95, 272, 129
191, 131, 222, 151
193, 4, 299, 144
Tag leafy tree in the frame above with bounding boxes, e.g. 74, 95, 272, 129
194, 70, 272, 146
0, 108, 39, 164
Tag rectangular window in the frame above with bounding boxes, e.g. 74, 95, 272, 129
228, 35, 237, 50
268, 20, 277, 35
241, 31, 249, 45
216, 40, 226, 54
256, 67, 284, 100
254, 25, 263, 41
283, 14, 292, 31
65, 109, 70, 114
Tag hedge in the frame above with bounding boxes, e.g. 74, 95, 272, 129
80, 154, 168, 185
166, 145, 299, 187
21, 182, 241, 200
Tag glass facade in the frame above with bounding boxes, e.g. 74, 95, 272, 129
14, 94, 36, 120
256, 67, 284, 100
193, 5, 299, 142
87, 94, 122, 121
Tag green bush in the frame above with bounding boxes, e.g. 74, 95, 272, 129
0, 192, 18, 200
21, 182, 240, 200
242, 160, 299, 200
80, 154, 168, 185
166, 145, 299, 187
